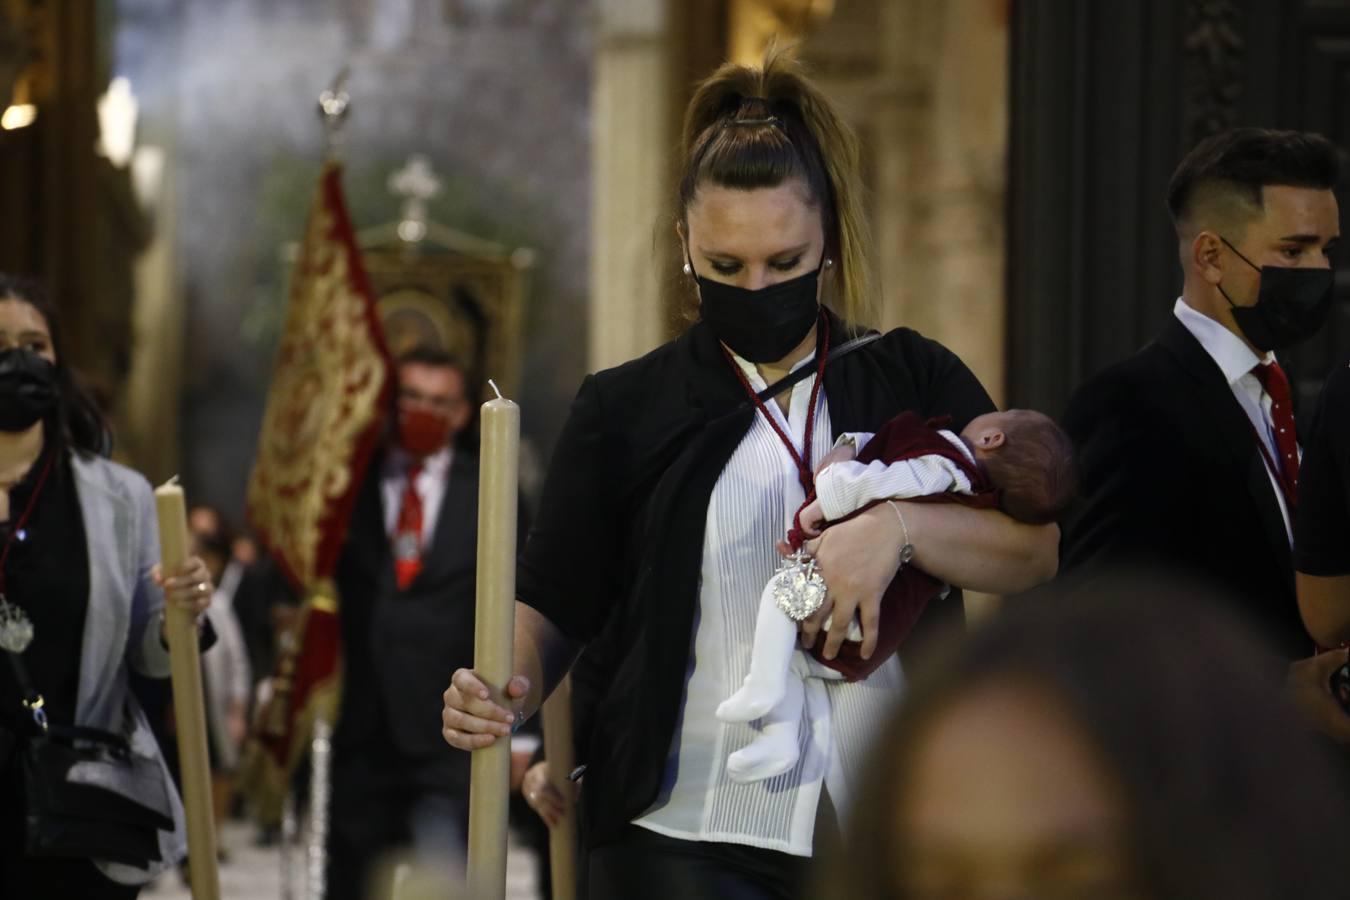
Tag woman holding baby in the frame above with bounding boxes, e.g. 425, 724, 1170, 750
442, 47, 1060, 899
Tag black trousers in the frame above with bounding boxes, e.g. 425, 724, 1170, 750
587, 826, 813, 900
325, 743, 470, 900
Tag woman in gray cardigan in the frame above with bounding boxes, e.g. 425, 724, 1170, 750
0, 275, 214, 898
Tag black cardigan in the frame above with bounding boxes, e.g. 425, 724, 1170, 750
517, 310, 995, 848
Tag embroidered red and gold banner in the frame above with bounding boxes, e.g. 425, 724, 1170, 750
247, 162, 390, 590
242, 161, 391, 819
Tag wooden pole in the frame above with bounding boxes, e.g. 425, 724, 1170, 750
466, 385, 520, 900
153, 480, 221, 900
540, 677, 578, 900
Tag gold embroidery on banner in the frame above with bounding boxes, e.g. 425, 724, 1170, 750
247, 167, 387, 587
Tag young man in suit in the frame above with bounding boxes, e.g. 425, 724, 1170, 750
326, 345, 498, 899
1061, 127, 1350, 743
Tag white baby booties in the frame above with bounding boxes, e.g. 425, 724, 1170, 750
717, 577, 861, 783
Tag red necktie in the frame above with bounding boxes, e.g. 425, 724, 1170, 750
393, 462, 424, 590
1251, 361, 1299, 509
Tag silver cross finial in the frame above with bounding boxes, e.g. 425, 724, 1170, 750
388, 154, 442, 243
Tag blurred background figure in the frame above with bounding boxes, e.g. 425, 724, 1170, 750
188, 504, 253, 858
826, 579, 1350, 900
327, 346, 525, 900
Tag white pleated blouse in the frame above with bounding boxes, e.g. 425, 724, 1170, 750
631, 351, 906, 857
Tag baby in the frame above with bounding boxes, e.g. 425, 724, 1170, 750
715, 409, 1077, 783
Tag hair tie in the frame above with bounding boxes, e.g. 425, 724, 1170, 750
726, 95, 779, 128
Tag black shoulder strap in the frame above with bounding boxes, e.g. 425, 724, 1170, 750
754, 331, 882, 403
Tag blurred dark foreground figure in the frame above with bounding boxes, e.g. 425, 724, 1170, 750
824, 579, 1350, 900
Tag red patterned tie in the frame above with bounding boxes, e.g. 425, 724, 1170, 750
393, 462, 424, 590
1251, 361, 1299, 509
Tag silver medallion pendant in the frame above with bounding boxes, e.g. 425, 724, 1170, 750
0, 594, 34, 653
769, 551, 828, 622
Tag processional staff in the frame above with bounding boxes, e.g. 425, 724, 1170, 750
540, 676, 578, 900
154, 479, 221, 900
300, 67, 352, 900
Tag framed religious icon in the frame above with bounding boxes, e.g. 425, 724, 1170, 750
357, 154, 533, 400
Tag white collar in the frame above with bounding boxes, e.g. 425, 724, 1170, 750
1172, 298, 1273, 386
730, 349, 818, 392
939, 430, 978, 466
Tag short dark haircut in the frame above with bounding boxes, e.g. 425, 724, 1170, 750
0, 273, 112, 456
1166, 127, 1340, 235
396, 343, 461, 372
980, 410, 1078, 524
395, 344, 477, 394
824, 579, 1350, 900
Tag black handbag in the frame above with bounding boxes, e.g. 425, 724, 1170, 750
5, 647, 173, 867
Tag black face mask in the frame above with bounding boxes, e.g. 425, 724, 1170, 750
1217, 236, 1335, 351
694, 262, 822, 363
0, 348, 57, 433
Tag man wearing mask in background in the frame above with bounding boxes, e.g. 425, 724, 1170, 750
1061, 127, 1350, 746
327, 345, 513, 899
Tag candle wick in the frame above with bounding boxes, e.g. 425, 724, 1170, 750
488, 379, 504, 401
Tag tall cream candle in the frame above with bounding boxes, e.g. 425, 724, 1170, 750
153, 480, 221, 900
466, 383, 520, 900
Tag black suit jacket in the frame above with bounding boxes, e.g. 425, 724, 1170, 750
333, 448, 496, 783
1060, 315, 1307, 659
517, 310, 996, 848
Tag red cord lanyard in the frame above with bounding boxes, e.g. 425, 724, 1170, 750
0, 452, 57, 598
724, 312, 831, 545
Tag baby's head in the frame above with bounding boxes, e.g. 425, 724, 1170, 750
960, 410, 1077, 524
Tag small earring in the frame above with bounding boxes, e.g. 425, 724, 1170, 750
682, 262, 692, 276
824, 258, 834, 268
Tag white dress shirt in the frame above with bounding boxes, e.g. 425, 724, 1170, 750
381, 446, 454, 543
1173, 298, 1294, 541
631, 351, 904, 857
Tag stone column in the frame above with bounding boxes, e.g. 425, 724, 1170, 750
923, 0, 1009, 404
120, 141, 182, 484
816, 0, 1007, 405
728, 0, 837, 66
589, 0, 672, 372
870, 0, 938, 335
